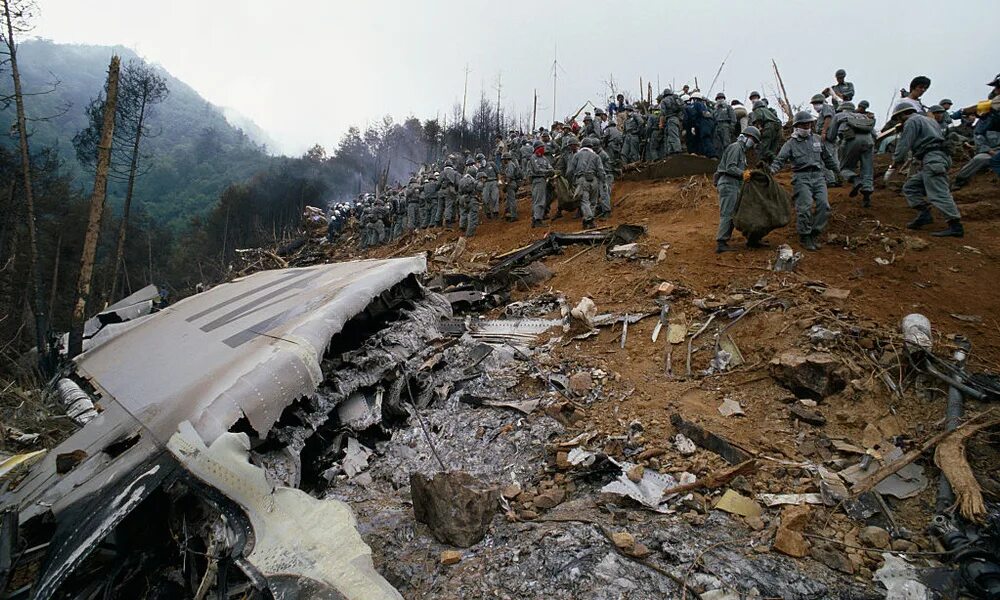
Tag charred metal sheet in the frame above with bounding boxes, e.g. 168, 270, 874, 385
2, 257, 425, 556
487, 224, 645, 275
30, 453, 178, 600
168, 421, 402, 600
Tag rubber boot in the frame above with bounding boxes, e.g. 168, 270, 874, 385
930, 219, 964, 238
810, 231, 824, 249
582, 219, 595, 229
799, 234, 818, 252
849, 181, 862, 198
746, 234, 769, 248
716, 241, 737, 254
531, 219, 543, 228
862, 191, 871, 208
907, 208, 933, 230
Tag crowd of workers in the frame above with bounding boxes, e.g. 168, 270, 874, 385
320, 69, 1000, 254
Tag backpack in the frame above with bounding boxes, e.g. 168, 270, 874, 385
845, 112, 874, 133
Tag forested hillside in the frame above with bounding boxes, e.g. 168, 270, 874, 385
0, 39, 272, 230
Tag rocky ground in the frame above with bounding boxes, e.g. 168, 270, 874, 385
302, 161, 1000, 598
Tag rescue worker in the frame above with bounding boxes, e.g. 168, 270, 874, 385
593, 137, 613, 219
622, 106, 643, 164
890, 103, 963, 237
713, 125, 761, 253
457, 164, 478, 236
602, 119, 623, 166
405, 176, 420, 231
811, 93, 841, 186
831, 101, 876, 207
826, 69, 855, 108
423, 173, 440, 229
750, 98, 782, 165
646, 107, 663, 161
770, 111, 841, 252
528, 140, 554, 227
953, 93, 1000, 189
565, 135, 605, 229
713, 93, 737, 151
439, 160, 459, 228
478, 152, 500, 218
657, 88, 685, 155
500, 152, 521, 221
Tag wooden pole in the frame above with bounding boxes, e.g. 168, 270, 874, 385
532, 89, 537, 132
69, 55, 121, 357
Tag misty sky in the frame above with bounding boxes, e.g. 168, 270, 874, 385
32, 0, 998, 156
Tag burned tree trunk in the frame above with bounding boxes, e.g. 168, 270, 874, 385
108, 96, 146, 303
2, 0, 48, 367
69, 55, 120, 358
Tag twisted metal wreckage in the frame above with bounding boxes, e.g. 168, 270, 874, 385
2, 257, 437, 599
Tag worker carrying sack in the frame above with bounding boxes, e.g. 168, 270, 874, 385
734, 171, 791, 241
549, 174, 578, 211
845, 112, 875, 133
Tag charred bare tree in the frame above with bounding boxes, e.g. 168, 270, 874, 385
73, 59, 168, 304
1, 0, 47, 366
68, 55, 120, 358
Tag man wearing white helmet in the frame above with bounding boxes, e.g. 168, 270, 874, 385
770, 111, 841, 252
713, 126, 761, 253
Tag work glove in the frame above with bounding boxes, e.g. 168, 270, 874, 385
742, 169, 752, 182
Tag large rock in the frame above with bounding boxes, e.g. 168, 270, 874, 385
411, 471, 499, 547
769, 350, 847, 399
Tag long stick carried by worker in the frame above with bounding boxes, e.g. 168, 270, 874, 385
706, 49, 733, 96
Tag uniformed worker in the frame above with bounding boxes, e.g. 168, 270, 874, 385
770, 111, 841, 252
713, 126, 761, 253
890, 103, 964, 237
565, 136, 605, 229
831, 101, 876, 207
528, 140, 555, 227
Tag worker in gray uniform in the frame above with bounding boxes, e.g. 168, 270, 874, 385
500, 152, 521, 221
622, 106, 643, 164
770, 111, 841, 252
713, 126, 761, 253
439, 161, 459, 228
646, 107, 663, 161
477, 152, 500, 219
890, 103, 964, 237
422, 173, 439, 228
658, 88, 684, 155
405, 177, 420, 231
826, 69, 855, 108
750, 98, 782, 165
712, 93, 737, 153
566, 136, 606, 229
594, 137, 614, 218
457, 165, 477, 235
811, 93, 841, 186
602, 119, 623, 167
831, 101, 876, 207
527, 141, 554, 227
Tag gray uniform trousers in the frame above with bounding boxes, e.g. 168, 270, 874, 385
902, 150, 960, 220
466, 195, 481, 237
406, 203, 417, 231
483, 181, 499, 215
531, 177, 548, 221
839, 137, 874, 193
443, 188, 457, 225
430, 194, 443, 226
715, 176, 740, 242
713, 123, 734, 155
573, 175, 599, 221
791, 170, 831, 235
954, 153, 995, 187
647, 128, 663, 161
458, 193, 469, 229
622, 134, 640, 163
504, 182, 518, 219
599, 175, 612, 215
665, 117, 683, 154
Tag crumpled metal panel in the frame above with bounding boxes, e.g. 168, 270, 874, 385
3, 257, 425, 523
76, 256, 425, 446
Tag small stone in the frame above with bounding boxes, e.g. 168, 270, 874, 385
744, 515, 766, 531
798, 398, 818, 408
773, 527, 810, 557
555, 451, 571, 469
440, 550, 462, 565
781, 505, 812, 531
891, 539, 918, 553
810, 542, 854, 574
859, 526, 891, 550
769, 350, 847, 399
501, 483, 522, 500
822, 287, 851, 300
612, 531, 636, 552
637, 448, 666, 461
904, 236, 930, 251
789, 404, 826, 426
533, 487, 566, 509
629, 543, 651, 559
626, 465, 645, 483
652, 282, 676, 297
568, 372, 593, 395
518, 509, 539, 520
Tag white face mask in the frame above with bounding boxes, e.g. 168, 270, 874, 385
793, 128, 811, 139
812, 103, 824, 111
745, 138, 757, 149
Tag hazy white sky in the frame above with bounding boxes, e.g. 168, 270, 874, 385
32, 0, 998, 155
